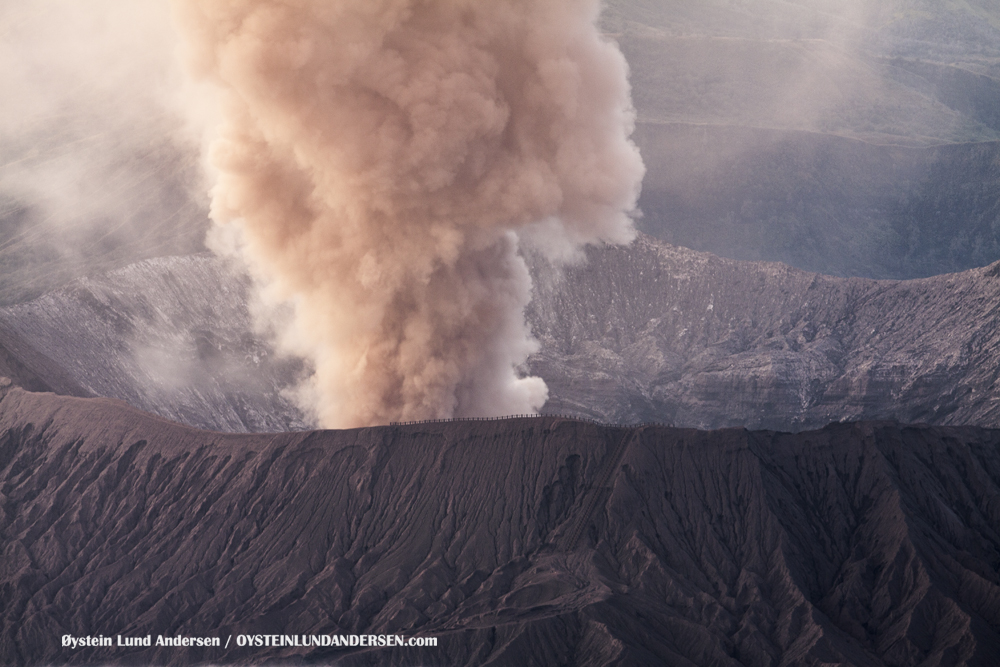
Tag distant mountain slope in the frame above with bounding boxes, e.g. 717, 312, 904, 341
2, 385, 1000, 666
0, 254, 307, 432
635, 124, 1000, 279
0, 321, 91, 398
526, 236, 1000, 429
4, 237, 1000, 432
606, 0, 1000, 143
4, 0, 1000, 304
606, 0, 1000, 278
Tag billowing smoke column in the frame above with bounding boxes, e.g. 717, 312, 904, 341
172, 0, 644, 428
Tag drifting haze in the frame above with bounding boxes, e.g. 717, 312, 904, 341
21, 0, 999, 426
603, 0, 1000, 280
0, 1, 207, 304
606, 0, 1000, 144
172, 0, 645, 428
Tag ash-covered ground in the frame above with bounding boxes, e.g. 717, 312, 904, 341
2, 384, 1000, 666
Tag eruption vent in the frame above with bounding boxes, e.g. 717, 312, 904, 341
172, 0, 644, 427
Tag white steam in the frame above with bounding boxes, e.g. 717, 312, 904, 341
0, 0, 205, 283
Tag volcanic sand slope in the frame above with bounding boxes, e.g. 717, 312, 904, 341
527, 236, 1000, 430
0, 253, 308, 433
0, 322, 91, 399
4, 235, 1000, 433
2, 385, 1000, 665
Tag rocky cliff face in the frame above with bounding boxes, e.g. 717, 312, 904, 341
2, 385, 1000, 666
4, 236, 1000, 432
528, 235, 1000, 430
0, 254, 308, 433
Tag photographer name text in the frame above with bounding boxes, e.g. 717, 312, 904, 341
62, 635, 219, 649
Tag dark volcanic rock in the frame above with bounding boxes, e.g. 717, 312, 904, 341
6, 236, 1000, 432
0, 254, 308, 433
2, 386, 1000, 666
0, 322, 92, 398
526, 235, 1000, 430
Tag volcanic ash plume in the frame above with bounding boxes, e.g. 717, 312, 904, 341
172, 0, 644, 428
